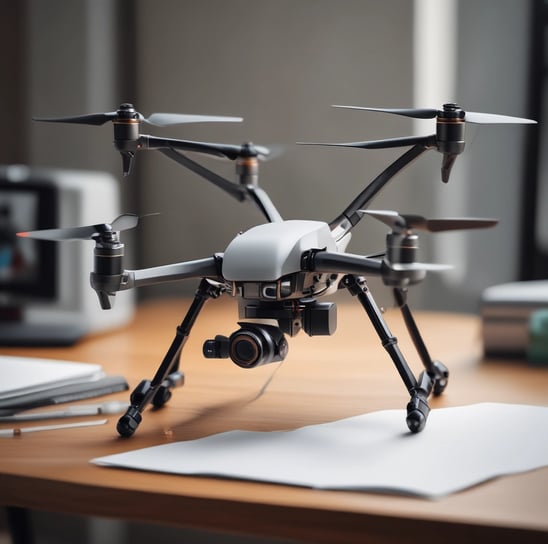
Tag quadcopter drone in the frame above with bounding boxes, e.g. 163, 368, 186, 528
20, 102, 536, 437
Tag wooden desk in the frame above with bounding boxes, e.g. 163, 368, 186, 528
1, 298, 547, 543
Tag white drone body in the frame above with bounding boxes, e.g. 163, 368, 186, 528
223, 220, 345, 302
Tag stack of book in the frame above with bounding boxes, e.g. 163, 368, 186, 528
0, 356, 127, 415
481, 280, 548, 360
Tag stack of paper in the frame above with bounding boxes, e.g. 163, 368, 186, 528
0, 356, 127, 413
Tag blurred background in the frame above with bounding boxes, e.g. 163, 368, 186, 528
1, 0, 544, 315
0, 0, 546, 542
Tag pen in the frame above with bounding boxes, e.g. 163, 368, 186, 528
0, 419, 108, 437
0, 401, 128, 422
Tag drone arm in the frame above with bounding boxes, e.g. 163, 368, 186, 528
142, 135, 229, 159
245, 185, 283, 223
121, 255, 224, 290
302, 249, 433, 288
137, 136, 284, 223
329, 139, 435, 239
301, 250, 383, 276
157, 147, 248, 202
158, 147, 284, 223
91, 256, 223, 304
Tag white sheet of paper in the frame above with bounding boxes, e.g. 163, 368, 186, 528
92, 403, 548, 498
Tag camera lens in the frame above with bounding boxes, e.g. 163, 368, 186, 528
229, 324, 288, 368
230, 332, 262, 367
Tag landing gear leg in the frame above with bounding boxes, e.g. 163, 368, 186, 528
393, 288, 449, 396
117, 279, 225, 437
343, 275, 433, 433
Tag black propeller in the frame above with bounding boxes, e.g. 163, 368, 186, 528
299, 103, 536, 183
17, 213, 140, 241
361, 210, 498, 233
17, 213, 149, 310
358, 210, 497, 285
34, 103, 244, 176
33, 103, 243, 127
332, 104, 537, 125
34, 104, 265, 176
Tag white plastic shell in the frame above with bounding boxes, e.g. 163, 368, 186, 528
222, 220, 337, 281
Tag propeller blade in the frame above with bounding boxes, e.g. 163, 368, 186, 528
297, 135, 434, 150
332, 105, 439, 119
360, 210, 405, 230
256, 146, 272, 159
17, 224, 102, 241
403, 215, 498, 232
144, 113, 243, 126
261, 143, 285, 161
464, 111, 537, 125
33, 112, 118, 126
219, 143, 282, 161
17, 213, 140, 241
34, 104, 244, 128
361, 210, 498, 232
332, 104, 536, 125
111, 213, 140, 231
236, 142, 271, 159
